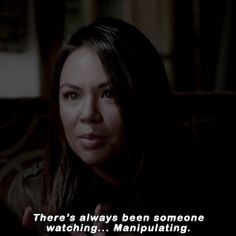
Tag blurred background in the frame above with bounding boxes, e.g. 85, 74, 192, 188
0, 0, 235, 97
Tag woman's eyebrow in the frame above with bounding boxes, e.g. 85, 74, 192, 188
59, 83, 82, 91
59, 82, 110, 90
97, 82, 110, 89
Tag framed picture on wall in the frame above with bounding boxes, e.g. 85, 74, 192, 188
0, 0, 28, 52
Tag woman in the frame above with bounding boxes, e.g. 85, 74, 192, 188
7, 17, 176, 235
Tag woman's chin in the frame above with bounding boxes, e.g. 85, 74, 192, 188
78, 153, 110, 166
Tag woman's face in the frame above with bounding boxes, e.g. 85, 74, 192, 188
59, 46, 125, 166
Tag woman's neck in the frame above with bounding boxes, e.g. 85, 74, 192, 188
90, 152, 140, 187
91, 165, 123, 187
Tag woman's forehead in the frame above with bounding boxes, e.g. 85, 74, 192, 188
60, 46, 110, 89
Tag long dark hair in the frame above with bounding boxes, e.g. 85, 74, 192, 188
42, 17, 174, 214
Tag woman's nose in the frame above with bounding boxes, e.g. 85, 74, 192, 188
79, 97, 102, 124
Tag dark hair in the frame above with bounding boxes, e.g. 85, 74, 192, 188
42, 17, 174, 214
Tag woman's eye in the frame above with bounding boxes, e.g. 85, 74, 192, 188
101, 89, 114, 99
63, 91, 80, 101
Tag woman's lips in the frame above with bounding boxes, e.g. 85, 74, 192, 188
78, 133, 106, 149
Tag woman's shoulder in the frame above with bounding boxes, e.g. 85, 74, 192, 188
22, 160, 43, 181
6, 160, 43, 219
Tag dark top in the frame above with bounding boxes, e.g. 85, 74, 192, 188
7, 161, 42, 220
6, 154, 233, 235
